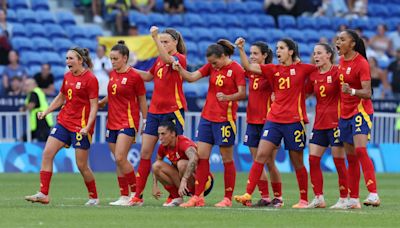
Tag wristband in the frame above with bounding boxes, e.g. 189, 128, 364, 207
351, 89, 356, 96
142, 119, 147, 124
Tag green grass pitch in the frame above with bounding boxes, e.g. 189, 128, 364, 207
1, 172, 399, 227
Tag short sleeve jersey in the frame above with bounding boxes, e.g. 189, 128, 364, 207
246, 71, 273, 124
157, 135, 197, 166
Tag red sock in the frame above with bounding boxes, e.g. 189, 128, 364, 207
164, 185, 180, 199
246, 161, 264, 195
257, 179, 269, 198
124, 170, 136, 194
195, 159, 209, 196
135, 159, 151, 198
347, 154, 360, 198
40, 171, 52, 195
223, 161, 236, 199
85, 180, 98, 199
309, 155, 323, 196
295, 167, 308, 202
356, 147, 377, 193
333, 157, 348, 198
271, 182, 282, 198
117, 176, 129, 196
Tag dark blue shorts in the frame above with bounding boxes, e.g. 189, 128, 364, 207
143, 109, 185, 136
49, 123, 91, 149
339, 113, 373, 144
106, 128, 136, 143
244, 123, 264, 148
260, 121, 306, 151
196, 117, 236, 146
309, 127, 343, 147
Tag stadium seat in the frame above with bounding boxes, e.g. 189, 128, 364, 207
148, 13, 167, 27
193, 28, 214, 42
319, 29, 336, 40
387, 18, 400, 31
6, 10, 17, 23
20, 51, 43, 67
167, 15, 184, 27
258, 15, 275, 28
85, 25, 104, 39
73, 38, 97, 53
129, 11, 148, 27
331, 17, 349, 30
350, 18, 370, 30
244, 1, 264, 15
388, 4, 400, 17
297, 16, 316, 29
183, 2, 196, 13
315, 17, 332, 30
227, 2, 248, 14
220, 14, 242, 28
44, 24, 67, 39
65, 26, 87, 40
51, 38, 74, 54
204, 14, 224, 28
29, 65, 42, 76
266, 28, 285, 43
298, 43, 312, 56
247, 28, 269, 44
11, 23, 27, 38
243, 15, 263, 29
36, 10, 56, 25
8, 0, 29, 10
16, 9, 36, 23
25, 23, 47, 38
56, 11, 76, 26
368, 4, 390, 17
11, 37, 33, 52
177, 27, 195, 42
196, 2, 214, 14
284, 29, 307, 43
304, 29, 320, 43
32, 37, 54, 52
212, 28, 229, 40
198, 41, 213, 57
52, 66, 66, 79
210, 1, 227, 13
278, 15, 296, 29
228, 28, 248, 41
42, 52, 64, 67
31, 0, 50, 11
185, 41, 198, 57
184, 14, 206, 27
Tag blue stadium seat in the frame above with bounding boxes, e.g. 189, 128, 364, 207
32, 37, 54, 52
315, 17, 332, 30
54, 78, 64, 91
85, 25, 104, 39
204, 14, 224, 28
258, 15, 276, 28
297, 16, 316, 29
73, 38, 97, 53
221, 14, 242, 28
368, 4, 390, 17
56, 12, 76, 26
36, 10, 56, 25
167, 15, 184, 27
185, 41, 198, 57
29, 65, 42, 76
148, 13, 167, 27
227, 2, 247, 14
183, 82, 202, 97
52, 66, 66, 79
11, 23, 27, 38
367, 17, 385, 31
16, 9, 36, 23
44, 24, 67, 39
42, 52, 64, 67
331, 17, 350, 30
210, 1, 227, 13
243, 15, 262, 29
304, 29, 320, 43
350, 18, 370, 30
177, 27, 195, 42
266, 28, 285, 43
388, 4, 400, 17
298, 43, 312, 56
11, 37, 33, 52
387, 18, 400, 31
228, 28, 248, 41
278, 15, 296, 29
284, 29, 307, 43
8, 0, 29, 10
363, 30, 375, 39
193, 28, 214, 42
6, 10, 17, 23
184, 14, 205, 27
198, 41, 213, 57
52, 38, 74, 54
244, 1, 264, 15
319, 29, 336, 40
212, 28, 229, 40
65, 26, 87, 40
247, 28, 269, 44
183, 2, 197, 13
21, 51, 43, 67
31, 0, 50, 11
129, 11, 147, 27
196, 2, 214, 14
25, 23, 47, 38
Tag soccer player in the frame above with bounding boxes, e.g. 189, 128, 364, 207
336, 29, 380, 208
130, 26, 187, 206
243, 41, 281, 207
234, 37, 316, 208
98, 41, 148, 206
173, 39, 246, 207
25, 47, 99, 206
306, 43, 348, 209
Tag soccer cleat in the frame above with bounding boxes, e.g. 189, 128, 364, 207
330, 198, 348, 209
346, 198, 361, 209
109, 196, 131, 206
307, 195, 326, 208
234, 193, 252, 205
252, 199, 271, 207
214, 197, 232, 208
363, 193, 380, 207
163, 197, 183, 207
25, 192, 49, 204
162, 197, 173, 207
180, 195, 205, 208
129, 196, 144, 206
85, 198, 99, 206
292, 199, 308, 209
270, 198, 284, 208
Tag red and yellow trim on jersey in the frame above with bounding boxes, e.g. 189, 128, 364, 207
297, 93, 304, 121
357, 100, 373, 140
80, 106, 92, 143
267, 97, 271, 114
174, 110, 185, 128
227, 101, 237, 135
337, 97, 341, 119
127, 101, 137, 131
175, 83, 183, 110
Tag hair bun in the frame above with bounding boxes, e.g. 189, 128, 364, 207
118, 40, 125, 45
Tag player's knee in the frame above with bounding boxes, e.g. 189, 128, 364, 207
177, 161, 188, 173
152, 160, 163, 173
114, 153, 126, 166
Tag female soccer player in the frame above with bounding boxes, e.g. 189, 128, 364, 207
174, 39, 246, 208
243, 41, 281, 207
130, 26, 187, 206
336, 29, 380, 209
306, 43, 348, 209
25, 47, 99, 205
234, 37, 316, 208
98, 41, 148, 206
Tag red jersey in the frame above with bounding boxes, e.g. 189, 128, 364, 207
58, 70, 99, 134
246, 71, 273, 124
157, 135, 197, 166
309, 65, 340, 130
107, 67, 146, 130
198, 61, 246, 123
338, 53, 374, 119
148, 53, 187, 114
260, 63, 316, 124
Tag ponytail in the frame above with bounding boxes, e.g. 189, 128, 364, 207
252, 41, 273, 64
163, 28, 186, 55
345, 29, 368, 60
69, 47, 93, 69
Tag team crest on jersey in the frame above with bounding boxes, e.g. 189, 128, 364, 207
227, 70, 232, 77
346, 67, 351, 74
76, 82, 81, 89
65, 80, 68, 85
110, 77, 114, 81
327, 76, 332, 83
122, 77, 127, 84
290, 69, 296, 75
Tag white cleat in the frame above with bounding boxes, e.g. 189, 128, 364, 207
24, 192, 49, 204
163, 197, 183, 207
346, 198, 361, 209
85, 198, 99, 206
109, 196, 131, 206
307, 195, 326, 208
363, 193, 380, 207
330, 198, 348, 209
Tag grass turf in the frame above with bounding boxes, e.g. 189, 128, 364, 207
1, 172, 399, 227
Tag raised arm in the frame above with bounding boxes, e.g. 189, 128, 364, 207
172, 61, 202, 83
178, 146, 199, 196
150, 26, 175, 64
235, 37, 262, 74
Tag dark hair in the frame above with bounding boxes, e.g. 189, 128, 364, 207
163, 28, 186, 55
279, 38, 299, 61
316, 42, 335, 64
99, 44, 107, 52
159, 118, 177, 135
344, 29, 367, 60
111, 40, 130, 63
206, 39, 235, 58
252, 41, 273, 64
69, 47, 93, 69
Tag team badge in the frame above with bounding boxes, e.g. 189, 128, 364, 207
327, 76, 332, 83
346, 67, 351, 74
227, 70, 232, 77
290, 68, 296, 75
122, 77, 127, 84
76, 82, 81, 89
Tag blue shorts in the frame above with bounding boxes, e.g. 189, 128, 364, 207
196, 117, 236, 146
49, 123, 91, 149
261, 121, 306, 151
339, 113, 373, 144
244, 124, 264, 148
106, 128, 136, 143
309, 128, 343, 147
143, 109, 185, 136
